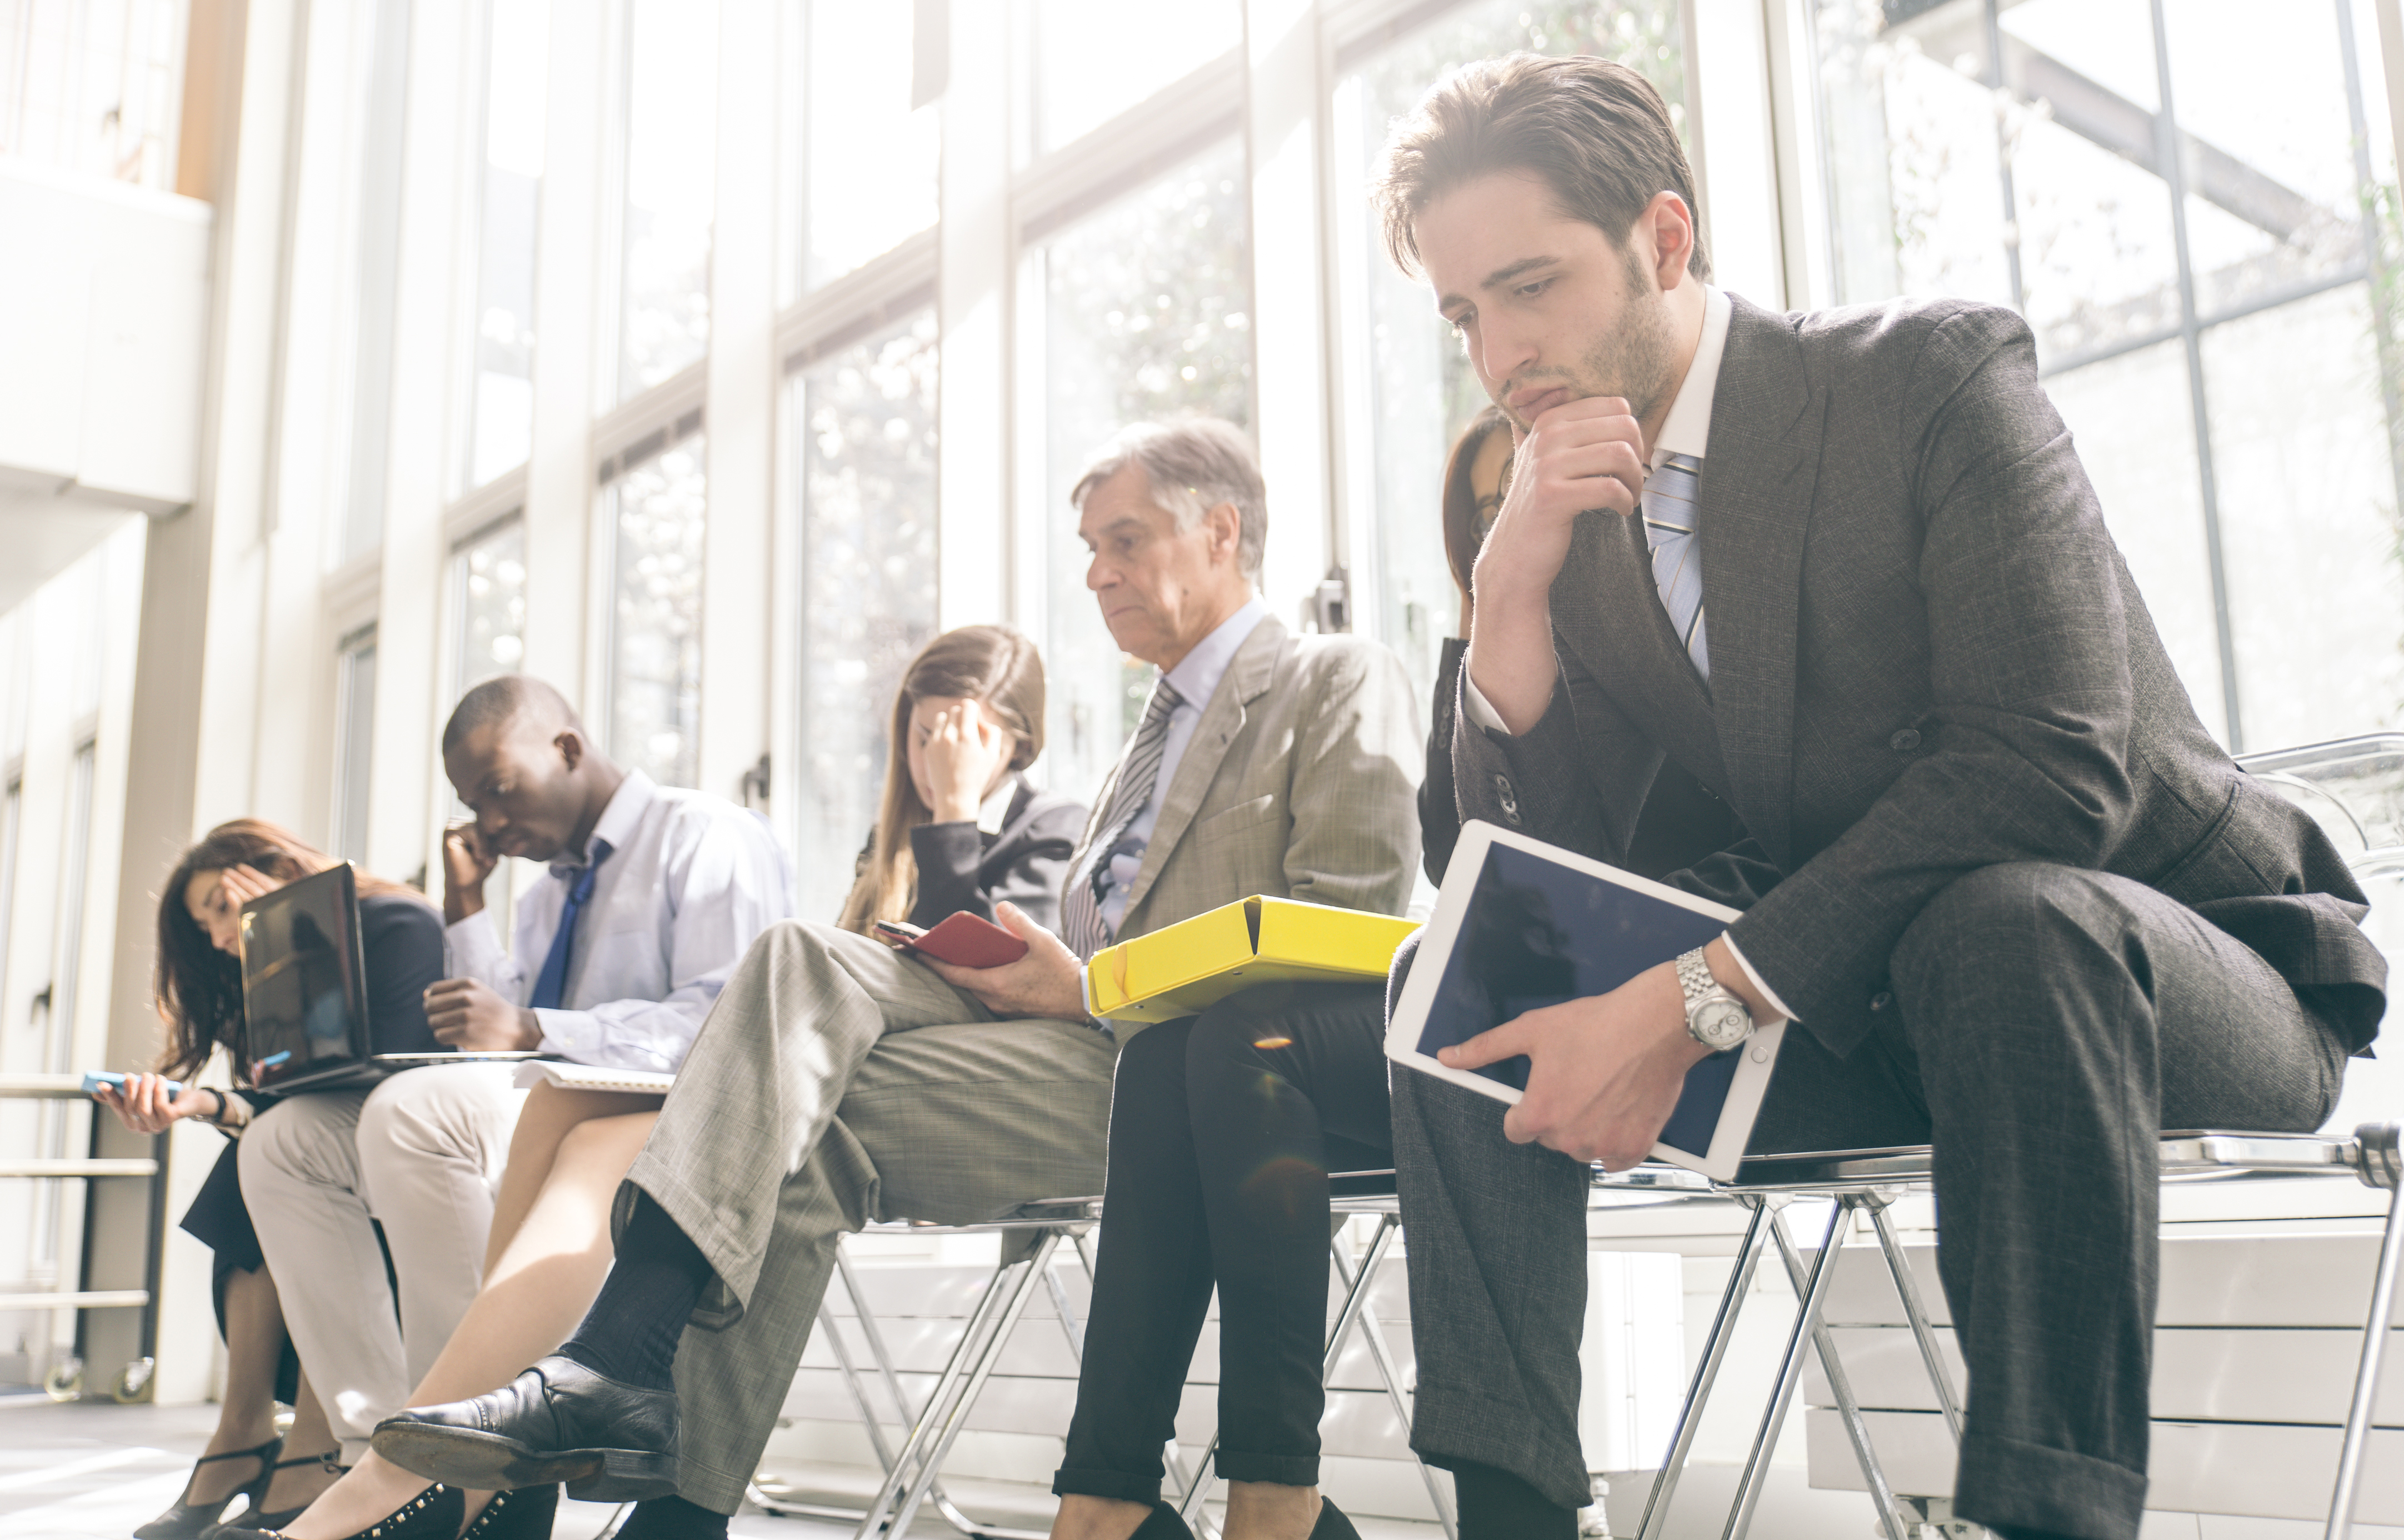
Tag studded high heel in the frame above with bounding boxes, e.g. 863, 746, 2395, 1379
457, 1483, 558, 1540
210, 1482, 463, 1540
134, 1434, 283, 1540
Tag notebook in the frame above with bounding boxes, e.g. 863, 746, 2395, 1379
1383, 820, 1786, 1180
512, 1061, 677, 1094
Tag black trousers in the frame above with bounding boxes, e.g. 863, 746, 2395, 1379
1053, 981, 1393, 1501
1392, 863, 2351, 1540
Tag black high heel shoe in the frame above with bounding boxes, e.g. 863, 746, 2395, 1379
214, 1452, 348, 1538
1131, 1501, 1195, 1538
1308, 1497, 1362, 1538
135, 1434, 283, 1540
212, 1482, 462, 1540
458, 1482, 558, 1540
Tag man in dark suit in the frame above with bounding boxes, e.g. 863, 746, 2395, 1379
1370, 56, 2386, 1540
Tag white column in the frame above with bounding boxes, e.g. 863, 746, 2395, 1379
520, 0, 607, 707
1245, 0, 1332, 624
367, 0, 471, 881
936, 0, 1011, 631
697, 0, 778, 806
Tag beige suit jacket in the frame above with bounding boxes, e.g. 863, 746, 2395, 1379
1067, 615, 1423, 960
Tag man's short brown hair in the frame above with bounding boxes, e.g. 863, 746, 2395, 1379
1372, 53, 1711, 283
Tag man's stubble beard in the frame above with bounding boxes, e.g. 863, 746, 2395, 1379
1497, 249, 1678, 431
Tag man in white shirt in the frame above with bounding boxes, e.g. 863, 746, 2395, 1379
239, 675, 791, 1465
371, 419, 1422, 1540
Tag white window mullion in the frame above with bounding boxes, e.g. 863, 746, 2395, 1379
936, 0, 1013, 632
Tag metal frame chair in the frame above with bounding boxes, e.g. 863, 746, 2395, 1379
1630, 1129, 2403, 1540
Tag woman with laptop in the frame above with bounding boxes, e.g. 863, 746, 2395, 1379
92, 820, 445, 1539
228, 629, 1084, 1540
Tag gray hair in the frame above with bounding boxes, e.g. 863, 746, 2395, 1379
1069, 418, 1267, 584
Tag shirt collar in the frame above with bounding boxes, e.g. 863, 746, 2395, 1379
1162, 596, 1270, 712
554, 769, 656, 877
1650, 284, 1731, 469
976, 776, 1019, 836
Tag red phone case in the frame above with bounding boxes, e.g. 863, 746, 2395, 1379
908, 911, 1029, 969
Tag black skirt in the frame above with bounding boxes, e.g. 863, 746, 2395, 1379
180, 1136, 301, 1404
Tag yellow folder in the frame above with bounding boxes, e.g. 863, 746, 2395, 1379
1084, 897, 1422, 1026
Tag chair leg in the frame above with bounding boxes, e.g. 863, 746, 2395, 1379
2325, 1123, 2404, 1540
1768, 1199, 1910, 1540
1328, 1218, 1458, 1539
1721, 1197, 1847, 1540
887, 1232, 1064, 1540
1636, 1197, 1773, 1540
828, 1248, 999, 1538
848, 1247, 1023, 1540
1865, 1194, 1964, 1442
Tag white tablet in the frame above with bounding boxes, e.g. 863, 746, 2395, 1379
1385, 820, 1786, 1181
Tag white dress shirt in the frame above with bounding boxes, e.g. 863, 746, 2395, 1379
444, 771, 795, 1072
1097, 596, 1271, 934
1460, 286, 1795, 1021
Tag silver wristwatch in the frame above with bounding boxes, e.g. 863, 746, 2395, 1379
1675, 947, 1755, 1052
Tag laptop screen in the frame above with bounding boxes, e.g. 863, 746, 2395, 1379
239, 864, 370, 1091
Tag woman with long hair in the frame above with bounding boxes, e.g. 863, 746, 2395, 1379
93, 821, 446, 1538
233, 623, 1086, 1540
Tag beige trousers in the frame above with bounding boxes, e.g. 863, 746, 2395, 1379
238, 1063, 524, 1458
622, 920, 1118, 1512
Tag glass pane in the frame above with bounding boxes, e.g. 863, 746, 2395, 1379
790, 312, 941, 920
2203, 283, 2404, 750
1030, 0, 1243, 155
2039, 342, 2225, 741
453, 518, 529, 696
0, 0, 184, 189
618, 0, 718, 401
341, 0, 414, 563
1335, 0, 1687, 709
336, 639, 379, 864
608, 433, 708, 786
2163, 0, 2367, 319
789, 0, 938, 296
463, 0, 550, 492
1038, 138, 1252, 804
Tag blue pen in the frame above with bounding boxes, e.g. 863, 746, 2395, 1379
257, 1050, 292, 1069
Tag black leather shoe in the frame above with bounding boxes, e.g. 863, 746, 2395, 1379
370, 1355, 679, 1504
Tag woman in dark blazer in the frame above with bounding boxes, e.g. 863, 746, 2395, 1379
94, 821, 444, 1539
841, 623, 1087, 937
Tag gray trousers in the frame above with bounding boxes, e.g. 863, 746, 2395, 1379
1392, 863, 2351, 1540
620, 920, 1119, 1512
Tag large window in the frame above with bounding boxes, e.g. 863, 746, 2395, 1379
617, 0, 719, 401
604, 419, 708, 787
0, 0, 186, 189
1811, 0, 2404, 752
460, 0, 551, 493
787, 310, 940, 920
333, 624, 379, 863
783, 0, 938, 299
1031, 139, 1254, 804
451, 516, 528, 697
1334, 1, 1689, 708
1028, 0, 1244, 154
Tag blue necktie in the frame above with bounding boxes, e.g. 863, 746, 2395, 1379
529, 839, 611, 1011
1642, 452, 1710, 679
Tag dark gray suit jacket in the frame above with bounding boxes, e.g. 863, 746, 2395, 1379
1452, 294, 2387, 1061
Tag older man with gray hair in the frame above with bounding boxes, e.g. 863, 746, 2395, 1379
373, 417, 1423, 1540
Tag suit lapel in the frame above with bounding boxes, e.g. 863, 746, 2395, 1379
1120, 616, 1285, 919
1551, 513, 1730, 797
1694, 295, 1825, 870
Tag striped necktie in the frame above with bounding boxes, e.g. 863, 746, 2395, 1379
1060, 678, 1184, 962
1642, 451, 1710, 680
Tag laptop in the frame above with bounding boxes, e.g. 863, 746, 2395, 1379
1384, 820, 1787, 1180
238, 864, 539, 1093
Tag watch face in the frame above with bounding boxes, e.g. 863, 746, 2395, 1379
1694, 999, 1752, 1050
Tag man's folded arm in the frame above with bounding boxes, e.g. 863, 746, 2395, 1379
1282, 642, 1426, 917
443, 906, 528, 1001
1726, 307, 2140, 1055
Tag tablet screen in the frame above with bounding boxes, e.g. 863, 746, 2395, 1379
1413, 839, 1737, 1158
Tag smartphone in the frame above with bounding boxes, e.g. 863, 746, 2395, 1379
872, 912, 1029, 969
85, 1070, 186, 1098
